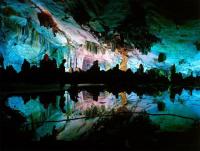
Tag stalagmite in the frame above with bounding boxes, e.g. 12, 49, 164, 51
119, 48, 128, 71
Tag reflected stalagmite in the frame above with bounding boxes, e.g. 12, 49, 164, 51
119, 92, 127, 106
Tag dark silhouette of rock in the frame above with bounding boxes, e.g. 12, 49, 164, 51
194, 41, 200, 50
157, 101, 165, 111
59, 59, 66, 74
88, 60, 100, 73
0, 55, 200, 90
158, 52, 166, 62
137, 64, 144, 75
0, 55, 4, 68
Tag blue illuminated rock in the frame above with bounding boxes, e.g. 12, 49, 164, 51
0, 0, 200, 76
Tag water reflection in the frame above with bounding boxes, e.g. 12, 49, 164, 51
119, 92, 127, 106
2, 87, 200, 141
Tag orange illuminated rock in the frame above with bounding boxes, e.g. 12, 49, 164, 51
31, 1, 61, 36
37, 10, 59, 34
119, 92, 127, 106
119, 48, 128, 72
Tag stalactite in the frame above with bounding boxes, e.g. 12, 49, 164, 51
22, 24, 30, 43
16, 25, 20, 42
86, 41, 98, 54
39, 33, 43, 47
30, 29, 35, 46
34, 31, 39, 47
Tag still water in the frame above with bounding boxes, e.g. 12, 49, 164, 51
1, 86, 200, 150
